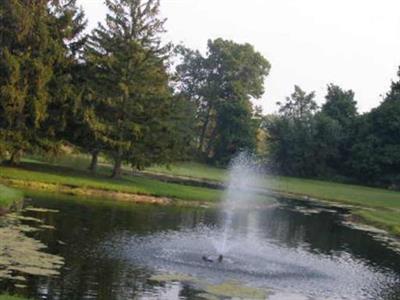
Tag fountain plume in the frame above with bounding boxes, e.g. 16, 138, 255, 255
216, 152, 262, 254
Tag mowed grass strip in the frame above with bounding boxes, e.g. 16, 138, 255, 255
149, 162, 227, 182
0, 184, 23, 208
0, 162, 222, 203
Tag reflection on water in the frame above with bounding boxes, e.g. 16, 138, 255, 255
4, 192, 400, 300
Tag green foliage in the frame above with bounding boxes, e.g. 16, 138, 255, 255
276, 85, 318, 119
0, 0, 86, 163
322, 84, 357, 126
266, 86, 323, 176
266, 84, 360, 178
83, 0, 179, 177
349, 74, 400, 186
176, 39, 270, 165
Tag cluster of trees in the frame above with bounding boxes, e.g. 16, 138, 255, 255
175, 40, 270, 165
2, 0, 397, 188
0, 0, 270, 176
264, 76, 400, 188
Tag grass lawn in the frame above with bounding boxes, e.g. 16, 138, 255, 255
0, 161, 222, 203
148, 162, 227, 182
0, 184, 23, 208
0, 295, 30, 300
149, 163, 400, 207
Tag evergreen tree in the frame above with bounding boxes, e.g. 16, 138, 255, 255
0, 1, 62, 164
45, 0, 88, 152
85, 0, 173, 178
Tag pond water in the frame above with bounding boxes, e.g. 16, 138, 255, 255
2, 192, 400, 300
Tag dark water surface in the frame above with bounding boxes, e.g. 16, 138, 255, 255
5, 192, 400, 300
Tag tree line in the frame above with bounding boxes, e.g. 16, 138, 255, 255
264, 80, 400, 189
0, 0, 399, 188
0, 0, 269, 177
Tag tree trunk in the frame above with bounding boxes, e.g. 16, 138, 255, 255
198, 106, 212, 153
111, 156, 122, 179
205, 125, 217, 158
88, 150, 99, 173
8, 149, 22, 166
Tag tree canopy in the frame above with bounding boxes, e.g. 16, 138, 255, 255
176, 38, 270, 165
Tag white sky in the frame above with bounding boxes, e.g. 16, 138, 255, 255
78, 0, 400, 114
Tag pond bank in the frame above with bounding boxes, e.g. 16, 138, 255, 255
1, 161, 399, 238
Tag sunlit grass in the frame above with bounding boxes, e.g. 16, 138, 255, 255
0, 161, 222, 203
0, 295, 31, 300
148, 162, 227, 182
147, 162, 400, 210
0, 184, 23, 208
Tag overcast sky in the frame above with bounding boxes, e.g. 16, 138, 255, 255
78, 0, 400, 114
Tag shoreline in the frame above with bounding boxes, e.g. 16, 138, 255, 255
1, 163, 399, 240
0, 178, 217, 208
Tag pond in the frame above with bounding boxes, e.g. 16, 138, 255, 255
2, 192, 400, 300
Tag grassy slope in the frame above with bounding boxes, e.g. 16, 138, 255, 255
0, 161, 222, 203
149, 162, 400, 235
0, 184, 23, 208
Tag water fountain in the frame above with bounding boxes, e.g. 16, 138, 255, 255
98, 152, 399, 299
215, 152, 263, 256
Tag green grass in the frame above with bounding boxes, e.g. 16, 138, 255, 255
0, 161, 222, 203
148, 162, 227, 182
0, 295, 31, 300
0, 184, 23, 208
356, 209, 400, 235
148, 162, 400, 209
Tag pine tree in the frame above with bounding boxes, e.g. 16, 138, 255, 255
0, 1, 59, 164
0, 0, 87, 164
44, 0, 87, 150
85, 0, 173, 178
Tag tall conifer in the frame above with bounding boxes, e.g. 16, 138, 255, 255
85, 0, 173, 177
